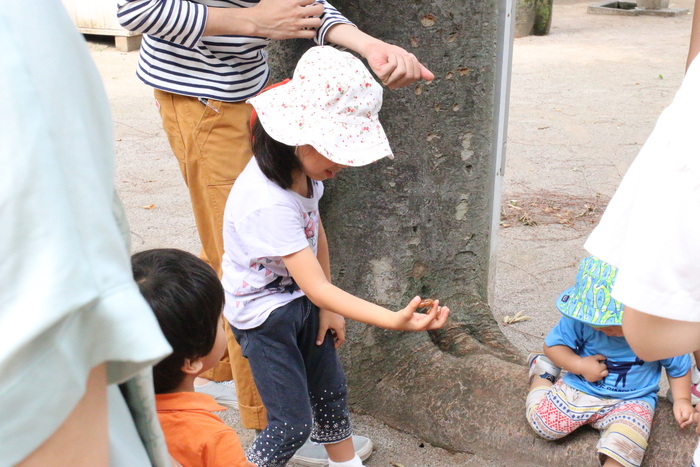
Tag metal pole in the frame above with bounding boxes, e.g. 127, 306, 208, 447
488, 0, 516, 302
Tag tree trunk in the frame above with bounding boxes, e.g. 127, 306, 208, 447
533, 0, 554, 36
267, 1, 697, 464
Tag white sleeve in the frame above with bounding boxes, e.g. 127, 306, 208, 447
236, 203, 311, 258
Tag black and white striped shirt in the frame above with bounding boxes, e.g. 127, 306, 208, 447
117, 0, 353, 102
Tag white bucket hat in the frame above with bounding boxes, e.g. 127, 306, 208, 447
248, 46, 393, 167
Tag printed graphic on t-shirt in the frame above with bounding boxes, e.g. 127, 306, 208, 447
231, 207, 320, 308
232, 258, 299, 307
605, 358, 645, 387
576, 357, 647, 393
302, 211, 317, 249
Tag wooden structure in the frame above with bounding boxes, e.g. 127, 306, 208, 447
62, 0, 141, 52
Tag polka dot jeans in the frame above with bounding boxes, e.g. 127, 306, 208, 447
232, 296, 352, 466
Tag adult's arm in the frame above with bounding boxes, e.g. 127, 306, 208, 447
325, 23, 435, 89
116, 0, 328, 47
622, 306, 700, 360
17, 365, 108, 466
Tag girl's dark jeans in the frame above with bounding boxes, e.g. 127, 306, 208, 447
232, 296, 352, 466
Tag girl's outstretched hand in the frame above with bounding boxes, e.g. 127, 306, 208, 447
393, 296, 449, 331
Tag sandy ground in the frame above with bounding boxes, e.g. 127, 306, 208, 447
88, 1, 696, 464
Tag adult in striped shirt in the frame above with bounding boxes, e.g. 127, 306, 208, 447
116, 0, 434, 457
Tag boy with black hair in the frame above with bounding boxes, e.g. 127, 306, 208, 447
132, 248, 255, 467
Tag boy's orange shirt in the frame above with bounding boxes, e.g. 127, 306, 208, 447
156, 392, 249, 467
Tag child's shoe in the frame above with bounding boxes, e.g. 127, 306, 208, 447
194, 380, 238, 409
292, 435, 372, 466
667, 365, 700, 405
528, 353, 561, 384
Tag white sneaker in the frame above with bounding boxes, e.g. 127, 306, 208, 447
528, 353, 561, 384
291, 435, 373, 466
194, 380, 238, 409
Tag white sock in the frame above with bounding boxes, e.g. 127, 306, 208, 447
329, 454, 364, 467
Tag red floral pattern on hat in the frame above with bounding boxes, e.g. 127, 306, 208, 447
247, 46, 393, 167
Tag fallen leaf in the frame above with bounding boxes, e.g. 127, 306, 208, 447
504, 310, 532, 325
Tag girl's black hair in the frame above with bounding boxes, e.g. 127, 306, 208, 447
252, 117, 303, 191
131, 248, 224, 394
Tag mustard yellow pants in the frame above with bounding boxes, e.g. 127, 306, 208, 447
154, 89, 266, 430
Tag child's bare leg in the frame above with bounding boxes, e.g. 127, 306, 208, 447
324, 437, 355, 463
530, 375, 553, 392
526, 353, 560, 412
526, 353, 566, 441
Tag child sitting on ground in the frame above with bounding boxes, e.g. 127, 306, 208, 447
132, 248, 255, 467
526, 256, 695, 467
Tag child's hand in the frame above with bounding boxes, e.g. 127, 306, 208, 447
673, 398, 696, 428
317, 309, 346, 349
393, 296, 449, 331
576, 355, 608, 382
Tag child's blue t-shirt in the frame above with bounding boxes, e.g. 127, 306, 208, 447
545, 316, 691, 408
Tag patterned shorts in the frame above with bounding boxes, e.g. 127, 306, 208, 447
526, 380, 654, 467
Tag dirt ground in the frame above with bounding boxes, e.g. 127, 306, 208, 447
90, 0, 696, 464
496, 0, 693, 360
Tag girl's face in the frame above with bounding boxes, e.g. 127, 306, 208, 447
296, 145, 347, 181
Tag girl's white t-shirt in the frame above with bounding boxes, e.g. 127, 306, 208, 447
222, 158, 323, 329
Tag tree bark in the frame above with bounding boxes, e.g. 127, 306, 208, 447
266, 1, 697, 464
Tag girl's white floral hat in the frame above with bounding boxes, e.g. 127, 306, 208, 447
248, 46, 393, 167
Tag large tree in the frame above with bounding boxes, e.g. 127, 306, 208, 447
267, 1, 696, 464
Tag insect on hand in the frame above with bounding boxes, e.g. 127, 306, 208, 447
417, 298, 436, 312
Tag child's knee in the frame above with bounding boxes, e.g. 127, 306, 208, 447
526, 386, 551, 410
525, 398, 570, 442
526, 413, 569, 441
525, 386, 555, 435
